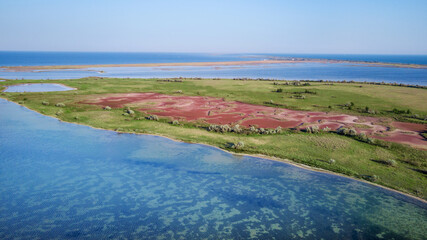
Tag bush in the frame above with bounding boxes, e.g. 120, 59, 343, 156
42, 101, 49, 106
306, 126, 319, 133
328, 159, 336, 164
127, 109, 135, 115
363, 175, 379, 182
55, 103, 65, 107
220, 124, 231, 133
276, 88, 283, 92
55, 110, 63, 115
249, 126, 258, 133
103, 106, 112, 110
232, 141, 245, 150
366, 137, 375, 144
146, 115, 159, 121
231, 124, 242, 133
171, 120, 179, 125
348, 128, 357, 136
275, 126, 282, 133
175, 90, 183, 94
385, 159, 397, 167
322, 127, 331, 132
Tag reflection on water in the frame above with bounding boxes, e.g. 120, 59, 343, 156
3, 83, 74, 92
0, 99, 426, 239
1, 62, 426, 85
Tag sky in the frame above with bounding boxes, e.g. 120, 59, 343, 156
1, 0, 426, 54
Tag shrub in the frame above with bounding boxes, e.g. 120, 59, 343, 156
122, 113, 129, 116
356, 133, 368, 142
103, 106, 112, 110
366, 137, 375, 144
363, 175, 379, 182
322, 127, 331, 132
171, 120, 179, 125
55, 103, 65, 107
328, 159, 336, 164
175, 90, 183, 94
146, 115, 159, 121
42, 101, 49, 106
18, 101, 24, 104
275, 126, 282, 133
127, 109, 135, 115
249, 126, 258, 133
232, 141, 245, 150
55, 110, 63, 115
348, 128, 357, 136
306, 126, 319, 133
337, 127, 349, 135
276, 88, 283, 92
231, 124, 242, 133
220, 124, 231, 133
385, 159, 397, 167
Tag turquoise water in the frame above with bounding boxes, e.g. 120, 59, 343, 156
1, 52, 426, 85
1, 63, 426, 85
3, 83, 74, 92
1, 52, 427, 66
0, 98, 426, 239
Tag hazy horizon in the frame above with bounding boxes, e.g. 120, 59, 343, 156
1, 50, 427, 56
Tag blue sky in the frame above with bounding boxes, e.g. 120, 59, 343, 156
1, 0, 426, 54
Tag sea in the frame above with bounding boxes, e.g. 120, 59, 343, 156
0, 51, 426, 85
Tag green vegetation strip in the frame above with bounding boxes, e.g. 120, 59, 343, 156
1, 77, 426, 199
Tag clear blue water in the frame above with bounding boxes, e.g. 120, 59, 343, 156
1, 52, 426, 85
0, 52, 250, 66
4, 83, 74, 92
1, 63, 426, 85
1, 51, 427, 66
0, 98, 426, 239
264, 54, 427, 65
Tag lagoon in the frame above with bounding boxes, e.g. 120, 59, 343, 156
0, 98, 426, 239
3, 83, 75, 92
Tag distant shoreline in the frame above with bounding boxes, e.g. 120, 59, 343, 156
2, 58, 427, 72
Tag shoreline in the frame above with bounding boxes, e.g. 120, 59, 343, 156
2, 59, 427, 72
2, 96, 426, 204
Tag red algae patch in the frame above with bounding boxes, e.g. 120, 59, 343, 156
81, 92, 426, 149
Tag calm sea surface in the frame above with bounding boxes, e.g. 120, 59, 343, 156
1, 52, 426, 85
0, 98, 426, 239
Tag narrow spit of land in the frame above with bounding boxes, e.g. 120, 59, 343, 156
0, 77, 426, 200
2, 59, 427, 72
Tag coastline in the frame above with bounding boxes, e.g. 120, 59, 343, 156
2, 59, 427, 72
2, 96, 426, 204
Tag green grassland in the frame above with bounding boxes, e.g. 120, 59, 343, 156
1, 77, 426, 199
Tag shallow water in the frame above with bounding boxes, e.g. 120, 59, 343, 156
0, 98, 426, 239
1, 63, 426, 85
3, 83, 74, 92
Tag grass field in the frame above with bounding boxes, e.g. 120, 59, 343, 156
1, 77, 426, 199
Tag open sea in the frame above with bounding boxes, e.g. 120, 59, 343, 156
1, 52, 426, 85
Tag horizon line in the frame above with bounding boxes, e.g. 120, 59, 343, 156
1, 50, 427, 56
